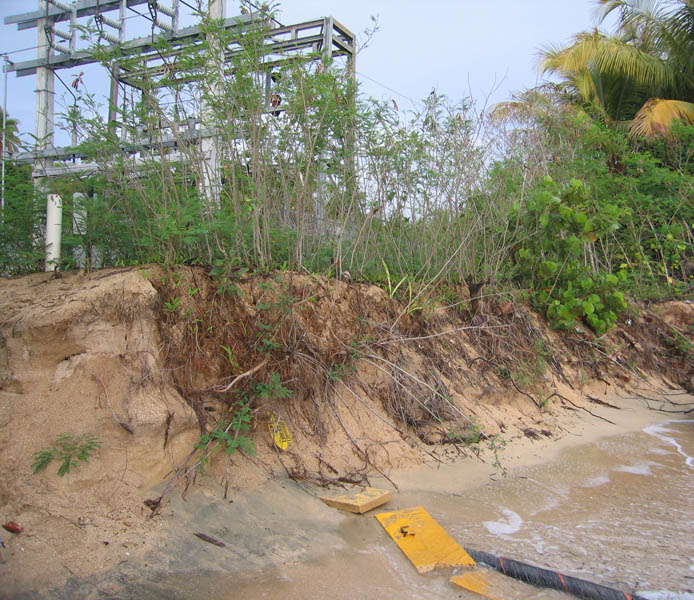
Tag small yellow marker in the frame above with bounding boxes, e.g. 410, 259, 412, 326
375, 506, 475, 573
319, 487, 392, 514
266, 412, 292, 451
450, 571, 501, 600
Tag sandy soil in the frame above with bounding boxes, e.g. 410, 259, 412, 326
4, 387, 679, 600
0, 267, 691, 598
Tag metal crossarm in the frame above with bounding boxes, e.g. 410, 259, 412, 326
5, 0, 150, 30
5, 13, 256, 76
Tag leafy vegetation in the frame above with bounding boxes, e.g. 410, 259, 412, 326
31, 433, 102, 477
540, 0, 694, 136
194, 399, 255, 472
510, 176, 628, 334
1, 107, 23, 157
0, 2, 691, 333
0, 163, 44, 275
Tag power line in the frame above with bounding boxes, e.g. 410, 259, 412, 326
178, 0, 200, 12
0, 45, 41, 56
357, 70, 423, 108
243, 1, 283, 27
127, 4, 155, 24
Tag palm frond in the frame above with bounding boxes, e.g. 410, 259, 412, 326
0, 107, 22, 156
489, 86, 565, 125
541, 31, 677, 93
629, 97, 694, 136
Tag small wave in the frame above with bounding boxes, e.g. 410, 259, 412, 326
639, 592, 694, 600
649, 447, 671, 456
583, 474, 610, 487
616, 461, 657, 475
483, 508, 523, 536
644, 420, 694, 469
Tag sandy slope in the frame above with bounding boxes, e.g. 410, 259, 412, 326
0, 267, 691, 597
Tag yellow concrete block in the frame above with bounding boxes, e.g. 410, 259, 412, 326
319, 487, 392, 514
451, 571, 501, 600
375, 506, 475, 573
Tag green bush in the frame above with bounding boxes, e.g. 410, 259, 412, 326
511, 176, 628, 334
0, 163, 44, 275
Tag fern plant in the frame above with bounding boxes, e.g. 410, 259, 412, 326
31, 433, 102, 477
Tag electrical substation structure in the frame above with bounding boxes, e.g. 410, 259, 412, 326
3, 0, 355, 270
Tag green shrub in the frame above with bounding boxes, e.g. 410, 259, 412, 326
511, 176, 628, 334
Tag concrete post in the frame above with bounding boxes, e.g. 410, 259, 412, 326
36, 0, 57, 271
45, 193, 62, 270
199, 0, 226, 207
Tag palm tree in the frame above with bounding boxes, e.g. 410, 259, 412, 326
490, 83, 575, 125
1, 107, 22, 158
540, 0, 694, 137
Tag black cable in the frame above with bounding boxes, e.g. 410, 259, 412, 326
43, 0, 52, 66
53, 69, 78, 103
94, 0, 105, 42
127, 5, 155, 24
0, 45, 41, 56
242, 0, 283, 27
465, 549, 649, 600
178, 0, 199, 12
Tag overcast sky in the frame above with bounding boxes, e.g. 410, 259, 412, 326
1, 0, 612, 145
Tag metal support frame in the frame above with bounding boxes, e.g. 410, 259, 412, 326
3, 0, 356, 271
5, 0, 183, 75
7, 0, 162, 31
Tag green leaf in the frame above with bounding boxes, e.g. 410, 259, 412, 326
31, 450, 54, 474
573, 211, 588, 226
539, 260, 558, 279
57, 456, 73, 477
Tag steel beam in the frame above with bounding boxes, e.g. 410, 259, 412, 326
13, 125, 215, 164
8, 14, 256, 76
116, 19, 354, 88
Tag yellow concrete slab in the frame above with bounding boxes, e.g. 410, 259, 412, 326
451, 571, 501, 600
375, 506, 475, 573
319, 487, 392, 514
453, 567, 545, 599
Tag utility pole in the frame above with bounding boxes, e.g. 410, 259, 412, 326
1, 54, 9, 221
35, 0, 59, 271
199, 0, 226, 207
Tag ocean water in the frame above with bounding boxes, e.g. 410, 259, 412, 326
129, 418, 694, 600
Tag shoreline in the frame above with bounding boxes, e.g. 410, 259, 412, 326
171, 389, 693, 600
378, 388, 681, 497
3, 387, 690, 599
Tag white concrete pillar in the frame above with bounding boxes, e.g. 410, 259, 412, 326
35, 1, 55, 158
45, 193, 62, 271
199, 0, 227, 207
36, 0, 57, 271
209, 0, 226, 20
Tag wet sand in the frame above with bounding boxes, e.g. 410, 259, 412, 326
7, 391, 693, 600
